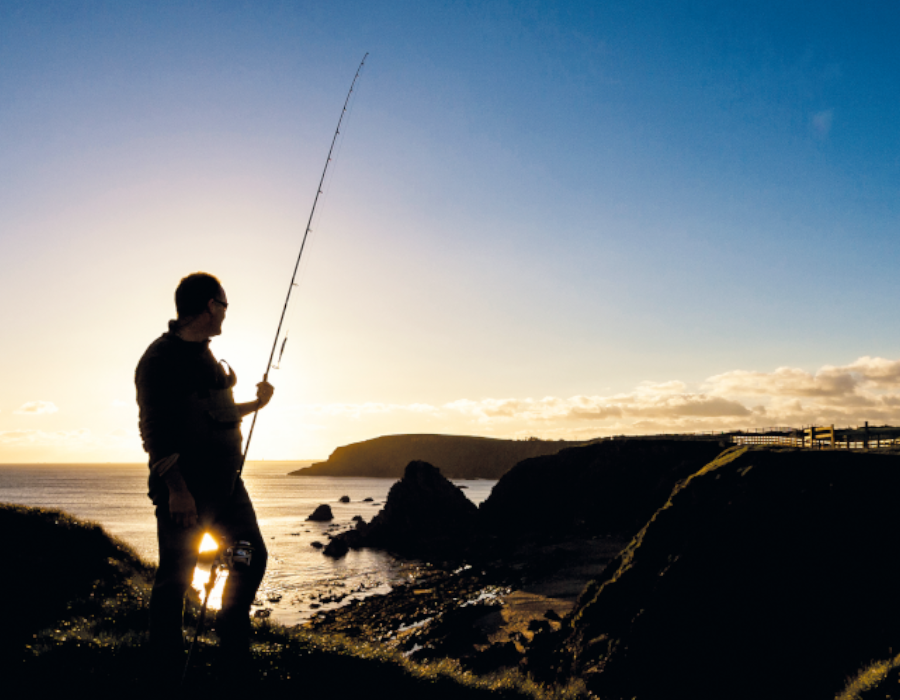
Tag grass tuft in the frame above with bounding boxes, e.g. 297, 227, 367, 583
837, 654, 900, 700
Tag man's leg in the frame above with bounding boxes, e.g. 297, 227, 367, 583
213, 478, 268, 664
149, 504, 203, 681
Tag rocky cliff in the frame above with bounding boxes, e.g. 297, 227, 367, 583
290, 434, 591, 479
479, 438, 728, 541
324, 440, 729, 563
553, 446, 900, 700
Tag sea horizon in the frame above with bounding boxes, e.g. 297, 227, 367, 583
0, 459, 326, 467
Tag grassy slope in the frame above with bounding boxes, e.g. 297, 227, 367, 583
560, 447, 900, 700
1, 503, 582, 699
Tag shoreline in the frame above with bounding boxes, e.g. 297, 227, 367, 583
303, 535, 628, 668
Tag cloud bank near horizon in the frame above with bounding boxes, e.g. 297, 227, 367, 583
294, 355, 900, 439
6, 356, 900, 458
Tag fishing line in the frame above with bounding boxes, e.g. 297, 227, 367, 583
240, 53, 369, 473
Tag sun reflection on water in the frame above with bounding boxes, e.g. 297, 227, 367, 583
191, 532, 228, 609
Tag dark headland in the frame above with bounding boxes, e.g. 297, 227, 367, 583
10, 438, 900, 699
288, 433, 594, 479
309, 439, 900, 700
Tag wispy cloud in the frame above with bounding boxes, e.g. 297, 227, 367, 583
298, 402, 441, 419
285, 355, 900, 439
635, 380, 688, 394
14, 401, 59, 415
706, 357, 900, 398
445, 393, 750, 422
0, 429, 90, 444
811, 108, 834, 138
0, 428, 137, 453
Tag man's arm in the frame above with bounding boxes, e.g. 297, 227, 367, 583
136, 352, 184, 466
151, 453, 198, 528
137, 348, 197, 527
235, 380, 275, 418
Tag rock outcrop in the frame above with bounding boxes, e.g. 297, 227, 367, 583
323, 538, 350, 558
306, 504, 333, 521
479, 438, 728, 541
329, 460, 478, 559
551, 447, 900, 700
321, 439, 729, 564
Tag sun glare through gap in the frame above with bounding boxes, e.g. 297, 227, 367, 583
191, 532, 228, 609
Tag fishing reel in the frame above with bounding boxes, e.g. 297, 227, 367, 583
223, 540, 254, 571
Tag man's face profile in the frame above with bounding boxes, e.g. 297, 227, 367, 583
208, 288, 228, 337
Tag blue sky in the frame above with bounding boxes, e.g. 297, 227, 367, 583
2, 1, 900, 461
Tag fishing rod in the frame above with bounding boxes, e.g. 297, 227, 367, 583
182, 547, 222, 685
182, 539, 255, 685
239, 53, 368, 475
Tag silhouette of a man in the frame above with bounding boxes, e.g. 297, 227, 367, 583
135, 272, 274, 681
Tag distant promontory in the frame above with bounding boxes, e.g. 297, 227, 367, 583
288, 434, 593, 479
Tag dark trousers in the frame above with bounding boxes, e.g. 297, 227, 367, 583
149, 477, 268, 661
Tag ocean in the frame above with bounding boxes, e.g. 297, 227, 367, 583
0, 461, 496, 626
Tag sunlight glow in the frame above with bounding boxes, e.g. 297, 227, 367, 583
199, 532, 218, 553
191, 532, 228, 609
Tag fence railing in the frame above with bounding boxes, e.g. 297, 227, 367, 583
731, 423, 900, 450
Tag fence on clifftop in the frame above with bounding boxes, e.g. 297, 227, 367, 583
603, 423, 900, 450
730, 422, 900, 450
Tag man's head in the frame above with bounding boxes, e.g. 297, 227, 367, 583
174, 272, 228, 339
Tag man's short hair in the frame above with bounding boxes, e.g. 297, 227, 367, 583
175, 272, 223, 319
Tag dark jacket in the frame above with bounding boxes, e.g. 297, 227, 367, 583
135, 323, 243, 504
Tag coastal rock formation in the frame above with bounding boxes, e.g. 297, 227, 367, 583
290, 434, 592, 479
306, 504, 333, 521
479, 438, 727, 541
323, 538, 350, 558
320, 439, 727, 564
329, 460, 478, 559
553, 447, 900, 700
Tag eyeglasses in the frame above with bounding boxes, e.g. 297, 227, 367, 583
212, 299, 228, 309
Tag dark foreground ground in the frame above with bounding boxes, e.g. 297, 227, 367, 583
12, 441, 900, 700
1, 503, 586, 699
